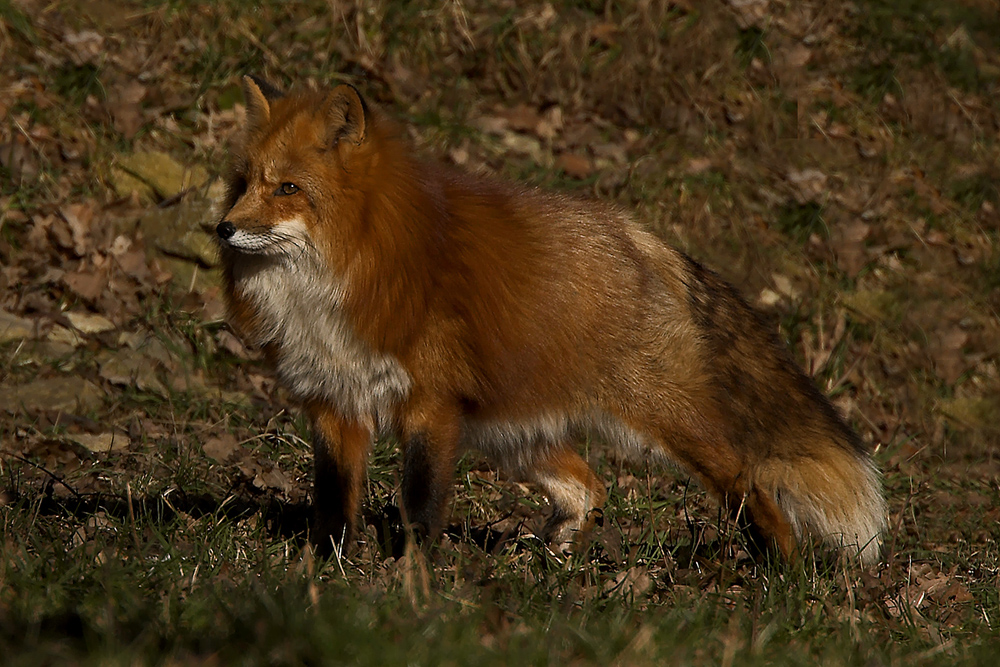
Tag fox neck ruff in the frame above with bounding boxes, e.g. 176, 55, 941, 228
229, 238, 411, 427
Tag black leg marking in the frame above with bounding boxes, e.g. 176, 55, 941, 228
401, 433, 450, 539
311, 430, 357, 558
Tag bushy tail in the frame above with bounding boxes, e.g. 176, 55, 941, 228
756, 447, 887, 565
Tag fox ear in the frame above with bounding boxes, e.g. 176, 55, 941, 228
326, 84, 367, 147
242, 75, 283, 127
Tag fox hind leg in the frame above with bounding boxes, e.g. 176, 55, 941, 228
521, 445, 606, 551
618, 406, 798, 559
401, 432, 458, 538
741, 485, 796, 559
400, 400, 462, 540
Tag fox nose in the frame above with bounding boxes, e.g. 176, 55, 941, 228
217, 221, 236, 240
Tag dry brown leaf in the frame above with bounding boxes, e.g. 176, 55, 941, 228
100, 277, 139, 323
203, 433, 240, 464
198, 288, 227, 321
831, 219, 871, 277
26, 214, 53, 248
474, 116, 509, 136
448, 145, 469, 165
48, 325, 86, 348
912, 171, 952, 216
386, 59, 426, 101
535, 106, 563, 141
0, 137, 38, 181
603, 566, 652, 598
216, 329, 252, 359
238, 459, 292, 495
930, 326, 969, 385
247, 373, 272, 399
787, 168, 828, 204
500, 104, 542, 133
685, 157, 713, 174
941, 581, 974, 605
501, 133, 546, 164
592, 142, 628, 166
925, 229, 949, 246
71, 432, 128, 454
590, 22, 619, 46
782, 45, 812, 69
115, 247, 153, 284
47, 216, 76, 252
63, 268, 108, 302
556, 153, 592, 179
255, 465, 292, 495
726, 0, 769, 29
65, 311, 115, 334
110, 82, 148, 139
64, 30, 105, 65
60, 202, 96, 256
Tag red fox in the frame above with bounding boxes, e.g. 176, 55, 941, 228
216, 76, 886, 564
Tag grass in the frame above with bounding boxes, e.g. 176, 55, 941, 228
2, 0, 1000, 664
854, 0, 1000, 96
776, 202, 828, 244
1, 462, 991, 665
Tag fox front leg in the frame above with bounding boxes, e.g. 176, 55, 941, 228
308, 403, 372, 557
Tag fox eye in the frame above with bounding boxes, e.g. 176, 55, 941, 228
275, 182, 299, 196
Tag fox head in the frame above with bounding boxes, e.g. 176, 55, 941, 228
216, 76, 375, 259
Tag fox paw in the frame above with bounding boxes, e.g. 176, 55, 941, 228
542, 507, 603, 555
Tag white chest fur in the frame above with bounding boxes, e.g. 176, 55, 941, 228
232, 253, 411, 422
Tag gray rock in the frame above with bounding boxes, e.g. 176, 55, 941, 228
0, 310, 35, 343
0, 377, 103, 414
